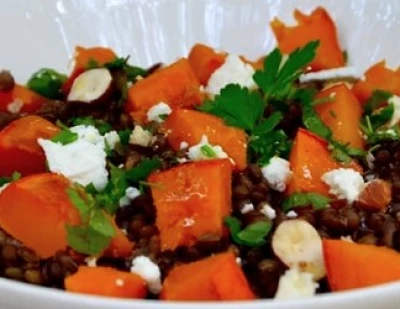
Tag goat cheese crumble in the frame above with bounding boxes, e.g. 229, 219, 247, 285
147, 102, 172, 123
38, 125, 108, 191
131, 256, 162, 294
205, 54, 257, 96
321, 168, 365, 204
119, 187, 141, 207
299, 67, 361, 83
261, 157, 292, 192
129, 126, 153, 147
187, 135, 230, 162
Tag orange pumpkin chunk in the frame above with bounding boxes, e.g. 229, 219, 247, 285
149, 159, 232, 251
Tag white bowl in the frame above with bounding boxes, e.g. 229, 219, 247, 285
1, 0, 400, 308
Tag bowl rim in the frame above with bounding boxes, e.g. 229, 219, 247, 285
1, 276, 400, 308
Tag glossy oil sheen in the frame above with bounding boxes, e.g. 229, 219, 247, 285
1, 0, 400, 308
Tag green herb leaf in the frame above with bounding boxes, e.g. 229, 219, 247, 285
198, 84, 264, 133
66, 186, 116, 255
105, 57, 148, 82
70, 116, 113, 135
27, 68, 67, 99
254, 41, 319, 101
253, 111, 283, 135
368, 104, 395, 131
200, 144, 216, 158
225, 217, 272, 247
51, 129, 78, 145
364, 90, 393, 115
328, 140, 366, 164
366, 127, 400, 145
118, 129, 131, 145
126, 158, 161, 184
283, 193, 331, 212
249, 129, 291, 165
301, 103, 332, 140
342, 50, 348, 65
66, 225, 112, 256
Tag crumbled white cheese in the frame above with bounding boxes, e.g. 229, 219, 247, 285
286, 210, 298, 218
85, 256, 97, 267
261, 157, 292, 192
38, 126, 108, 191
115, 278, 125, 287
147, 102, 172, 123
274, 268, 319, 299
240, 202, 254, 214
129, 126, 153, 147
119, 187, 141, 207
321, 168, 365, 204
131, 256, 162, 294
104, 131, 120, 149
182, 217, 195, 227
236, 257, 242, 265
180, 141, 189, 150
187, 135, 230, 162
260, 203, 276, 220
7, 98, 23, 114
299, 67, 361, 84
205, 54, 257, 96
70, 125, 105, 147
389, 95, 400, 126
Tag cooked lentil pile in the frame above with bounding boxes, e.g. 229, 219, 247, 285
1, 6, 400, 302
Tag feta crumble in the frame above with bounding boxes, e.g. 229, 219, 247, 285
321, 168, 365, 204
205, 55, 257, 96
119, 187, 141, 207
261, 157, 292, 192
147, 102, 172, 123
38, 125, 109, 191
236, 257, 242, 265
240, 202, 254, 214
299, 67, 361, 84
260, 203, 276, 220
389, 95, 400, 127
131, 256, 162, 294
7, 98, 23, 114
0, 183, 9, 194
129, 126, 153, 147
104, 131, 120, 149
274, 268, 319, 299
187, 135, 231, 162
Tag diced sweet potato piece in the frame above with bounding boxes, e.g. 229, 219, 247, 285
126, 58, 203, 124
161, 252, 254, 300
104, 216, 134, 258
271, 7, 344, 71
65, 266, 147, 298
0, 173, 81, 258
352, 61, 400, 103
0, 84, 46, 114
287, 129, 362, 196
164, 109, 247, 170
62, 46, 117, 94
323, 239, 400, 291
0, 115, 60, 177
188, 44, 227, 85
149, 159, 232, 251
316, 84, 364, 148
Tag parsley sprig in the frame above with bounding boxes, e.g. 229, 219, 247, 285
360, 90, 399, 145
224, 217, 272, 247
51, 121, 78, 145
283, 193, 331, 212
0, 171, 21, 187
66, 187, 115, 255
199, 42, 320, 164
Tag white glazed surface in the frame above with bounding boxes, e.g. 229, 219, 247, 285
1, 0, 400, 308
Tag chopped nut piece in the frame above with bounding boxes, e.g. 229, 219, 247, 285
357, 179, 392, 212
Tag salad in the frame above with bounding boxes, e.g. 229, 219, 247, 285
0, 5, 400, 301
